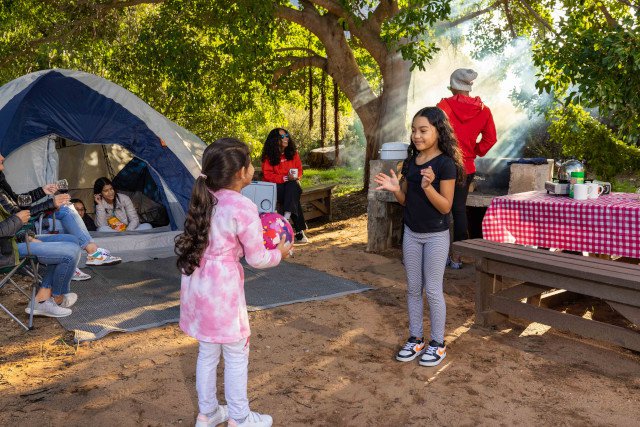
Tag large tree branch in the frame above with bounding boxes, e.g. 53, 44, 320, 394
271, 55, 328, 87
517, 0, 558, 34
275, 47, 321, 57
503, 0, 517, 38
598, 5, 620, 27
615, 0, 639, 10
437, 1, 502, 29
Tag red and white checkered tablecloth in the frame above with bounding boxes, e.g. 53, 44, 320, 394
482, 191, 640, 258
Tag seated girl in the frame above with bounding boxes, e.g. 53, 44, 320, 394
93, 177, 152, 232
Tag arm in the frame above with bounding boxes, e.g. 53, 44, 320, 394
121, 195, 140, 230
0, 214, 24, 238
423, 179, 456, 214
95, 199, 108, 227
261, 159, 284, 184
474, 108, 497, 157
236, 202, 282, 269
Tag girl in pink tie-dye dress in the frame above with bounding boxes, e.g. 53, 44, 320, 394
175, 138, 291, 427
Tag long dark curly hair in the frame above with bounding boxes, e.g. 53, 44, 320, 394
261, 127, 297, 166
402, 107, 466, 185
175, 138, 251, 275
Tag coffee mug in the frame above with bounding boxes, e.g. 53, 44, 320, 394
572, 183, 591, 200
289, 168, 298, 179
586, 182, 604, 199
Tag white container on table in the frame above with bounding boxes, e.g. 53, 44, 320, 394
379, 142, 409, 160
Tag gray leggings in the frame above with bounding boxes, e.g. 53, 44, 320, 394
402, 226, 449, 343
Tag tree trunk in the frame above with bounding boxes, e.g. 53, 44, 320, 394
358, 53, 412, 191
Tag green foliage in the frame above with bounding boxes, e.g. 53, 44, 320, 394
547, 104, 640, 180
300, 166, 363, 197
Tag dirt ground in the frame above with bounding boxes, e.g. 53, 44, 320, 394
1, 192, 639, 426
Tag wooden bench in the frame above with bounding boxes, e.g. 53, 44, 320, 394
300, 183, 336, 221
453, 239, 640, 351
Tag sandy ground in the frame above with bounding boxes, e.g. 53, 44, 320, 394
1, 192, 639, 426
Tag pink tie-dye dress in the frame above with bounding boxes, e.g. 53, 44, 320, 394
179, 189, 282, 343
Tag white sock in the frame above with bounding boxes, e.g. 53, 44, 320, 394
284, 211, 291, 220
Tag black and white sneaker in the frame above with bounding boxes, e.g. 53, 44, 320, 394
419, 340, 446, 367
395, 336, 425, 362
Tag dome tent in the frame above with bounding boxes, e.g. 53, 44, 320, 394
0, 69, 207, 262
0, 68, 206, 232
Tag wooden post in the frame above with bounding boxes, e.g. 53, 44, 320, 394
367, 159, 404, 252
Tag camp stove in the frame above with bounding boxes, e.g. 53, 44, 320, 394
545, 180, 570, 195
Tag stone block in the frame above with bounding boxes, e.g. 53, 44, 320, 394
508, 160, 554, 194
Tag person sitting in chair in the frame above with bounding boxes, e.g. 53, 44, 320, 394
70, 198, 96, 231
0, 155, 121, 283
93, 177, 152, 232
0, 179, 82, 318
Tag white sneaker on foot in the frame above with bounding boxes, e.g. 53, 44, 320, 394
25, 298, 72, 317
419, 340, 447, 367
294, 231, 309, 245
86, 248, 122, 266
72, 268, 91, 281
228, 411, 273, 427
59, 293, 78, 309
195, 405, 228, 427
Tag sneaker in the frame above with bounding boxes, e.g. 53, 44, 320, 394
59, 293, 78, 308
395, 336, 425, 362
25, 298, 72, 318
294, 231, 309, 245
72, 268, 92, 281
447, 256, 462, 269
86, 248, 122, 266
419, 340, 447, 367
195, 405, 228, 427
228, 411, 273, 427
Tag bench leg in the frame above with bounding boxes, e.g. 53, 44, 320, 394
475, 263, 506, 327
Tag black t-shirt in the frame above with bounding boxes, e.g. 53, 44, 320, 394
403, 153, 457, 233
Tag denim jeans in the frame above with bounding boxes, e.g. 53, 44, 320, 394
46, 205, 93, 250
17, 234, 81, 297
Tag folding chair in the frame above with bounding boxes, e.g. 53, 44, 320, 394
0, 219, 41, 331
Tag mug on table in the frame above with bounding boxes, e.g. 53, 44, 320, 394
572, 183, 592, 200
586, 182, 604, 199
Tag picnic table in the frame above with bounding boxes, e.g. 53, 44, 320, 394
482, 191, 640, 258
454, 191, 640, 351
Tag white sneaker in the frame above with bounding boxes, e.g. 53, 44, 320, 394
59, 293, 78, 308
195, 405, 228, 426
25, 298, 72, 318
294, 231, 309, 245
228, 411, 273, 427
86, 248, 122, 266
72, 268, 91, 281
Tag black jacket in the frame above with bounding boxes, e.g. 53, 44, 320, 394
0, 171, 55, 217
0, 205, 24, 268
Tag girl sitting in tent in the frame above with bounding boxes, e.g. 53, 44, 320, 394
93, 177, 153, 232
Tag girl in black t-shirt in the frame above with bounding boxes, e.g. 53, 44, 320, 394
374, 106, 465, 367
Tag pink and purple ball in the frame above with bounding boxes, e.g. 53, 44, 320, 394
259, 212, 294, 250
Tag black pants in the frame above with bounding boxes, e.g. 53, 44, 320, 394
452, 173, 475, 242
276, 181, 307, 234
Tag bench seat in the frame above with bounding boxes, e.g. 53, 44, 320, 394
453, 239, 640, 351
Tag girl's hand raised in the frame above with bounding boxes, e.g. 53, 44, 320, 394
374, 169, 401, 192
420, 166, 435, 189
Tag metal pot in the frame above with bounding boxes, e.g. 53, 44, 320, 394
379, 142, 409, 160
557, 159, 584, 182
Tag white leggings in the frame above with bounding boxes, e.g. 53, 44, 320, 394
197, 338, 250, 420
402, 227, 449, 344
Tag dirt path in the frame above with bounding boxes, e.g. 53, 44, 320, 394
1, 192, 639, 426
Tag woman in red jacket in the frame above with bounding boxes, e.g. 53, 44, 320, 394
437, 69, 497, 268
261, 128, 308, 244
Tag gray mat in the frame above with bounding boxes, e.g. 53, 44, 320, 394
57, 257, 372, 342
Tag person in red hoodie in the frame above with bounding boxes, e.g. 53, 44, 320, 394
437, 68, 497, 268
261, 128, 309, 244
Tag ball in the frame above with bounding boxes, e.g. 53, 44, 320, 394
259, 212, 294, 250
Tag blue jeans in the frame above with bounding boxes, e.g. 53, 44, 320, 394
18, 234, 81, 297
46, 205, 93, 250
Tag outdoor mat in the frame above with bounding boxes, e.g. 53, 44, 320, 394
57, 257, 372, 342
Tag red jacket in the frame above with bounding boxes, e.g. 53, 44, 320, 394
261, 152, 303, 184
437, 94, 497, 174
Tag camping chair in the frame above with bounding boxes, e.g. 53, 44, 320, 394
0, 219, 41, 331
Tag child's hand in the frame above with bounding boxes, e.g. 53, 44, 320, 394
374, 169, 401, 192
277, 238, 293, 259
420, 166, 435, 189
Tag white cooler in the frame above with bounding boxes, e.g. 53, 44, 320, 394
241, 181, 277, 213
